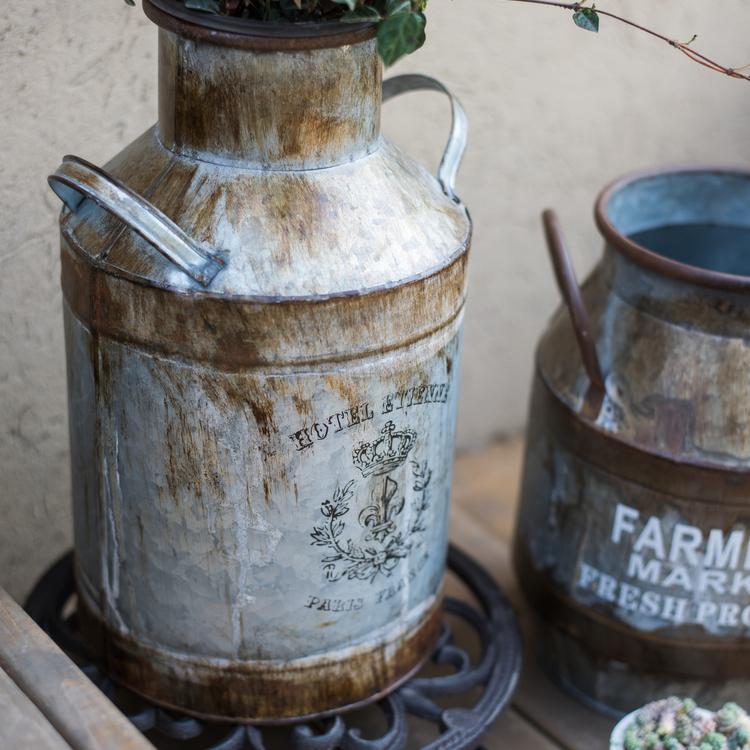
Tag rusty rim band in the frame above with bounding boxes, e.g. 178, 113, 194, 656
26, 548, 523, 737
143, 0, 376, 51
60, 231, 469, 370
595, 165, 750, 293
536, 370, 750, 490
76, 583, 443, 724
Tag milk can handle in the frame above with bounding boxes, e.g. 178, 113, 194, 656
382, 74, 467, 203
542, 209, 606, 406
48, 155, 225, 287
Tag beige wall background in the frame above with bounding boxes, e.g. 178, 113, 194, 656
1, 1, 749, 600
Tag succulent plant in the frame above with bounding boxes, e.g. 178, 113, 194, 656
622, 699, 750, 750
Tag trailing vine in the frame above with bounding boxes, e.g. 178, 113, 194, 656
123, 0, 750, 75
516, 0, 750, 82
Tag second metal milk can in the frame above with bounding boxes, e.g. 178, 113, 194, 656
48, 0, 470, 721
515, 167, 750, 714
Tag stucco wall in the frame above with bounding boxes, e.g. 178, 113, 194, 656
1, 1, 749, 600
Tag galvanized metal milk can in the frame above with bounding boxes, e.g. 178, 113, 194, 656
48, 0, 470, 721
514, 167, 750, 715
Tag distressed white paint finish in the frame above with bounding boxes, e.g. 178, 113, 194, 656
51, 23, 472, 707
4, 0, 750, 605
63, 129, 468, 297
72, 312, 462, 661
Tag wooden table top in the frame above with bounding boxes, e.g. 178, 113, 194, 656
0, 438, 616, 749
451, 438, 616, 748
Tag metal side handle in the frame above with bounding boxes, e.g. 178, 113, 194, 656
48, 155, 225, 287
542, 209, 606, 415
382, 74, 468, 204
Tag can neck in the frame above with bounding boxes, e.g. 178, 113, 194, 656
607, 248, 750, 337
157, 30, 382, 170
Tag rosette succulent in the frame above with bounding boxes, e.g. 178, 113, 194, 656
622, 698, 750, 750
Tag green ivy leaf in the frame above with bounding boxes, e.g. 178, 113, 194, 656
386, 0, 411, 14
573, 7, 599, 32
377, 11, 426, 66
185, 0, 221, 13
341, 6, 382, 22
331, 0, 357, 11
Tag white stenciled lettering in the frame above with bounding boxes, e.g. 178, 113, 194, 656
612, 504, 639, 544
597, 573, 618, 603
662, 565, 692, 591
719, 603, 741, 627
627, 553, 661, 584
640, 590, 661, 617
698, 569, 727, 595
731, 571, 750, 596
705, 529, 743, 569
696, 600, 718, 623
669, 524, 703, 566
634, 516, 667, 560
660, 595, 688, 624
578, 562, 599, 589
587, 507, 750, 633
618, 582, 641, 611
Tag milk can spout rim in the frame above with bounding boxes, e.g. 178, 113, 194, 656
594, 165, 750, 293
143, 0, 377, 50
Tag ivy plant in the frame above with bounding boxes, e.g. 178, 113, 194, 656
124, 0, 750, 80
124, 0, 428, 65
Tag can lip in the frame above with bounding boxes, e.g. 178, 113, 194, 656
594, 165, 750, 293
143, 0, 377, 51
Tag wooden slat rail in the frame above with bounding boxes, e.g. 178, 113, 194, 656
0, 666, 73, 749
0, 587, 153, 750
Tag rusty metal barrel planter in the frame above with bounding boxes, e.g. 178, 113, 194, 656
514, 168, 750, 715
48, 0, 471, 722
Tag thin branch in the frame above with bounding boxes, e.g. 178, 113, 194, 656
509, 0, 750, 82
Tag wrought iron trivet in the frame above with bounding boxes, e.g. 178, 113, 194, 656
26, 545, 521, 750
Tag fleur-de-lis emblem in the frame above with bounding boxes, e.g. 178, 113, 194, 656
310, 420, 432, 584
359, 476, 406, 543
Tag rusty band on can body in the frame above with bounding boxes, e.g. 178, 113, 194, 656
76, 579, 443, 723
60, 232, 470, 370
536, 370, 750, 501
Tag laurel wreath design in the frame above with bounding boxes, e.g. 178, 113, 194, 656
310, 460, 432, 583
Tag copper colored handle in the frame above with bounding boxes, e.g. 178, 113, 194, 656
542, 209, 606, 410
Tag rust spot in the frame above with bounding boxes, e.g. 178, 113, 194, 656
158, 30, 380, 169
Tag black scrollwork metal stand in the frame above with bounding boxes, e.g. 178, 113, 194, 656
26, 545, 522, 750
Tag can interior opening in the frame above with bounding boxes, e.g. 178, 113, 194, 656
603, 170, 750, 278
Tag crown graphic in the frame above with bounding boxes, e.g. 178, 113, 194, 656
352, 421, 417, 478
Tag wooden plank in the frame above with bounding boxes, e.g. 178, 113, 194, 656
453, 438, 525, 542
450, 500, 614, 749
514, 649, 614, 750
0, 587, 154, 750
483, 708, 563, 749
0, 666, 72, 750
442, 558, 561, 748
